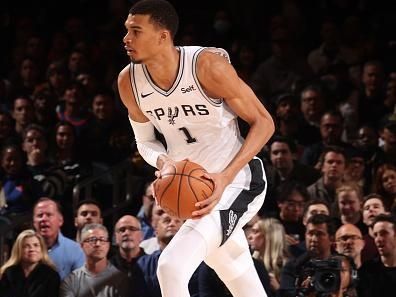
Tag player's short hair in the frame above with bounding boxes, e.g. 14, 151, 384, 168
129, 0, 179, 39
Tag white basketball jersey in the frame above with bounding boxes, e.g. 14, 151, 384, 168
129, 46, 243, 172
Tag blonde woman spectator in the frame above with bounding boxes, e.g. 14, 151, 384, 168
248, 217, 290, 294
0, 229, 60, 297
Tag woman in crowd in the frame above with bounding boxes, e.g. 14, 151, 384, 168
248, 217, 290, 295
0, 229, 60, 297
372, 163, 396, 212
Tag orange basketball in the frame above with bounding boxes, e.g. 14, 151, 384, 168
154, 160, 214, 219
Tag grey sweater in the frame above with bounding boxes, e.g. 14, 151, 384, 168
59, 262, 129, 297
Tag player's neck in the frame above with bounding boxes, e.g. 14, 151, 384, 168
145, 46, 180, 91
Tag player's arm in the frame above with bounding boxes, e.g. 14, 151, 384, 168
192, 51, 275, 217
117, 65, 169, 169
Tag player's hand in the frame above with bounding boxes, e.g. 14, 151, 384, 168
191, 172, 231, 219
153, 157, 177, 203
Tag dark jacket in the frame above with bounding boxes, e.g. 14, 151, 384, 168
0, 263, 60, 297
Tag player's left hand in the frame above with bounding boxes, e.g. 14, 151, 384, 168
191, 172, 231, 219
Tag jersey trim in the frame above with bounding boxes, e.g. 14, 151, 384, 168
219, 157, 266, 245
192, 48, 223, 107
128, 63, 141, 107
142, 47, 185, 97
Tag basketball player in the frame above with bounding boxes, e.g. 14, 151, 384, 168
117, 1, 274, 296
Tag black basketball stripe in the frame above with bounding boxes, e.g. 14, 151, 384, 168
219, 158, 266, 245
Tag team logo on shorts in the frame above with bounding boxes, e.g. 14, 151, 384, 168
220, 209, 241, 245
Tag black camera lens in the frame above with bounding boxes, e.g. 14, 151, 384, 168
317, 272, 336, 289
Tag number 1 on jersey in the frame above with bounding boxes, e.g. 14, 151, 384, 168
179, 127, 197, 144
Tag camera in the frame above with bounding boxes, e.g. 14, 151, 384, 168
297, 258, 341, 297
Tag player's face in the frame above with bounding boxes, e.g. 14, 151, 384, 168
123, 14, 164, 64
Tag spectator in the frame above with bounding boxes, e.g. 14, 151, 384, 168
334, 182, 367, 235
377, 121, 396, 167
136, 182, 156, 240
275, 181, 309, 248
353, 124, 385, 184
296, 199, 333, 257
251, 26, 313, 103
9, 57, 41, 99
22, 124, 67, 199
307, 146, 347, 205
248, 217, 289, 295
357, 60, 387, 128
0, 229, 60, 297
358, 214, 396, 297
139, 203, 165, 254
0, 111, 17, 145
74, 199, 103, 242
302, 199, 331, 226
307, 19, 342, 76
56, 81, 90, 137
268, 135, 320, 188
301, 110, 354, 168
278, 214, 336, 297
372, 163, 396, 211
343, 149, 369, 194
51, 121, 90, 187
81, 91, 131, 166
44, 61, 69, 100
11, 97, 35, 136
298, 84, 326, 142
0, 143, 42, 232
335, 224, 365, 268
33, 198, 84, 280
138, 212, 184, 297
110, 215, 148, 297
361, 194, 388, 263
31, 84, 57, 127
60, 223, 129, 297
272, 93, 305, 151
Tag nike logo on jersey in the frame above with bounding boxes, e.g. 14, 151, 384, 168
141, 92, 154, 98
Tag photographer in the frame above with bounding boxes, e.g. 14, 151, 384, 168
299, 254, 358, 297
279, 214, 336, 297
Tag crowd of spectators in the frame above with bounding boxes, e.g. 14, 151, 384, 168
1, 0, 396, 296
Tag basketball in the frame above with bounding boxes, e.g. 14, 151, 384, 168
154, 160, 215, 219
